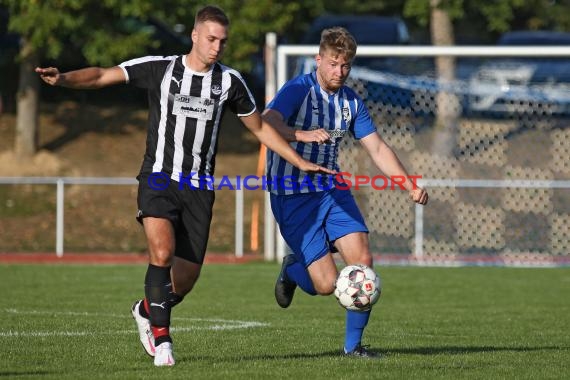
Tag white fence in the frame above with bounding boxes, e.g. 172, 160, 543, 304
0, 177, 246, 258
3, 177, 569, 264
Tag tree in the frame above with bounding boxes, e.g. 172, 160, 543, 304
404, 0, 570, 156
4, 0, 183, 158
3, 0, 318, 159
404, 0, 463, 158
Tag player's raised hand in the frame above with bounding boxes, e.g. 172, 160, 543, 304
409, 187, 428, 205
299, 160, 336, 175
35, 67, 61, 86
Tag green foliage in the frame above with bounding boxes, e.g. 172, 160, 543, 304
403, 0, 431, 26
219, 0, 321, 71
476, 0, 526, 33
404, 0, 464, 26
4, 0, 87, 60
466, 0, 570, 33
4, 0, 569, 70
1, 0, 321, 71
404, 0, 570, 34
319, 0, 390, 14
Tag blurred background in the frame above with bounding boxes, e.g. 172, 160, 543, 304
1, 0, 569, 263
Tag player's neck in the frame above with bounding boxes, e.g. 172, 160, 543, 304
184, 53, 213, 73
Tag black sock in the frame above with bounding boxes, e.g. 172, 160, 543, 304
144, 264, 173, 329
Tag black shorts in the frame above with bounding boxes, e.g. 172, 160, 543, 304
137, 174, 215, 264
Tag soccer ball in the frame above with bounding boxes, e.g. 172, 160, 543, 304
334, 264, 381, 311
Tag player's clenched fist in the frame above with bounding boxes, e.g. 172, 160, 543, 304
409, 187, 428, 205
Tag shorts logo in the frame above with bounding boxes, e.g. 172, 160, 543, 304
211, 84, 222, 95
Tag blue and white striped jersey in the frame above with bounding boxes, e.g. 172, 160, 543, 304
266, 72, 376, 195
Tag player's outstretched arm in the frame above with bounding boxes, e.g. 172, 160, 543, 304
241, 112, 335, 175
35, 66, 126, 89
360, 132, 428, 205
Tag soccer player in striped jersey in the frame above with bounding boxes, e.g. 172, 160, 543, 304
263, 27, 428, 358
36, 5, 332, 367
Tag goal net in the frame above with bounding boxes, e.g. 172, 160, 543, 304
271, 45, 570, 266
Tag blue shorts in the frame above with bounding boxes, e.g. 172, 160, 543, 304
270, 188, 369, 267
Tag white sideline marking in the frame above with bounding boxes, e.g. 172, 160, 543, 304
2, 308, 270, 338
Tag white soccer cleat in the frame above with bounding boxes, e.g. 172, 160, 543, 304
131, 300, 155, 357
154, 342, 175, 366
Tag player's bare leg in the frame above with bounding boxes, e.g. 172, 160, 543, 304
171, 257, 202, 296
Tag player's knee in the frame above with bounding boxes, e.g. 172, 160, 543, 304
150, 247, 174, 266
314, 279, 335, 295
354, 252, 373, 267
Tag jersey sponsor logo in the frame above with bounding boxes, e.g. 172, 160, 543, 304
211, 84, 222, 95
342, 106, 351, 123
328, 129, 346, 139
172, 94, 215, 120
309, 126, 346, 141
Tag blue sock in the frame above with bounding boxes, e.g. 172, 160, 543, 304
344, 309, 371, 353
286, 261, 317, 295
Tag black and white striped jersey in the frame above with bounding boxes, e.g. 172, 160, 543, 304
119, 55, 256, 184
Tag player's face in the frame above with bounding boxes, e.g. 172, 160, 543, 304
315, 49, 352, 93
191, 21, 228, 67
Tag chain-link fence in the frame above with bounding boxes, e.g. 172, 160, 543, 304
278, 46, 570, 265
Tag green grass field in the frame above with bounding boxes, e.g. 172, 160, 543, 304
1, 263, 569, 379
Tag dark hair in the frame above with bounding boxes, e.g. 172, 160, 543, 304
319, 27, 357, 60
195, 5, 229, 27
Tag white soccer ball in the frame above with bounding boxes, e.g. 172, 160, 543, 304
334, 264, 381, 311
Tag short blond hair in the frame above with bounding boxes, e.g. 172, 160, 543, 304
319, 27, 357, 60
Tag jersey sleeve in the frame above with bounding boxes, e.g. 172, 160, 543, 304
118, 56, 173, 89
350, 96, 377, 139
227, 72, 257, 116
266, 77, 307, 120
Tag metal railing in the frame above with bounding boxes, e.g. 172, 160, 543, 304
413, 179, 570, 259
269, 179, 570, 262
0, 177, 245, 257
3, 177, 570, 261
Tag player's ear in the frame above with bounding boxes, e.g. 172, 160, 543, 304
315, 54, 321, 68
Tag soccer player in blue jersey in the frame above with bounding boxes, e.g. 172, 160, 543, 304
263, 27, 428, 358
36, 5, 333, 367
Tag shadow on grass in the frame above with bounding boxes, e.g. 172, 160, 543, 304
386, 345, 567, 355
0, 371, 54, 377
184, 345, 567, 362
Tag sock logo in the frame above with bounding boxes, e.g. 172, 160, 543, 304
150, 302, 167, 310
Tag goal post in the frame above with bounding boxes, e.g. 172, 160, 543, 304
265, 41, 570, 267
